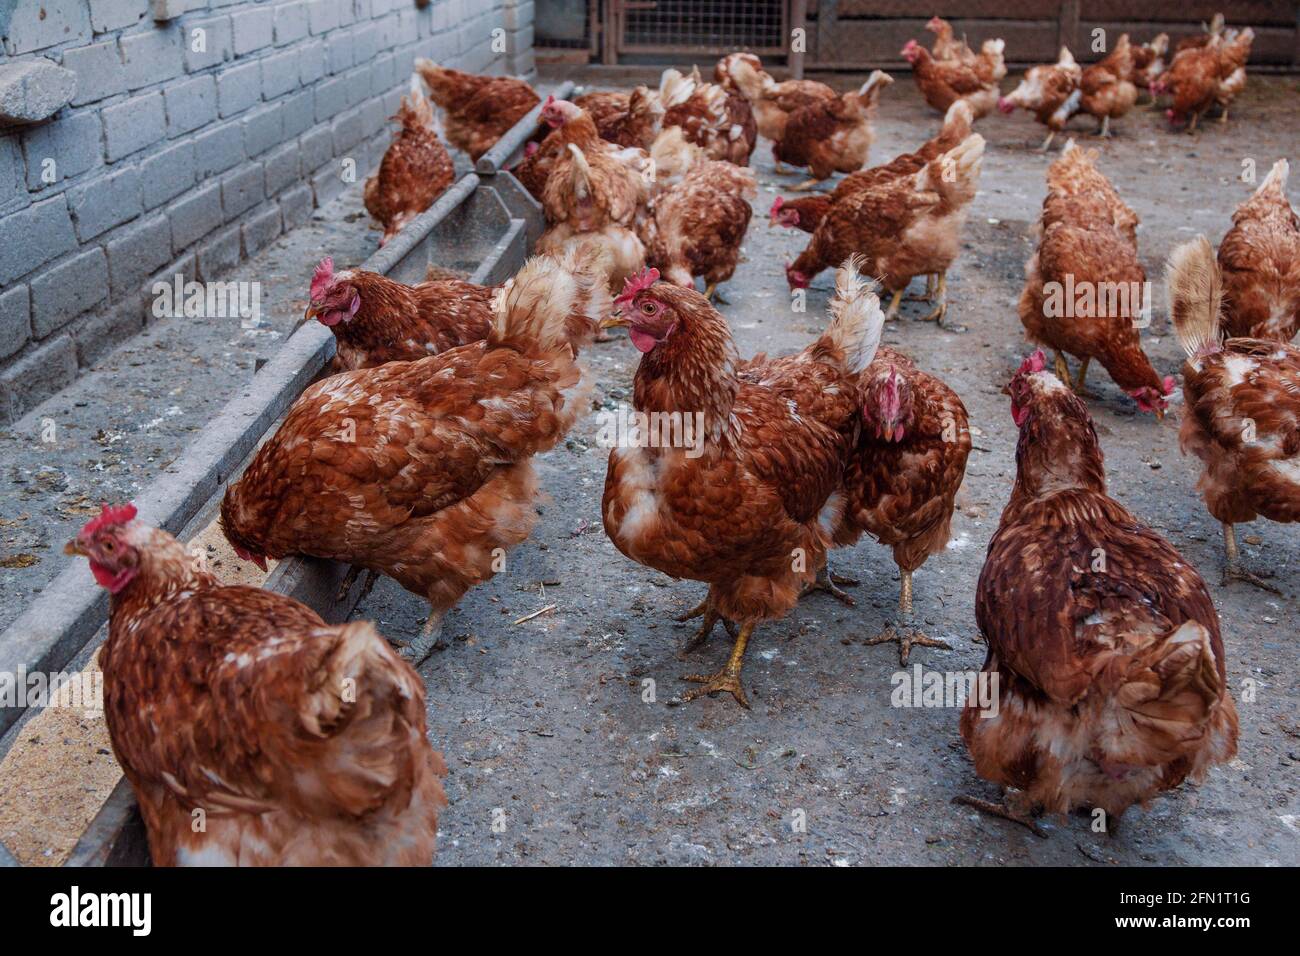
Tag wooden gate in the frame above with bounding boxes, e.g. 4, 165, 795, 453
601, 0, 789, 60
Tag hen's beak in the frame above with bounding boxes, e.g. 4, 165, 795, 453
64, 538, 86, 557
303, 302, 320, 322
599, 316, 630, 330
1155, 407, 1166, 422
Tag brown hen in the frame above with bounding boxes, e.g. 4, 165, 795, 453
67, 505, 447, 866
223, 252, 608, 662
363, 79, 454, 246
958, 353, 1238, 834
414, 60, 539, 161
601, 262, 885, 707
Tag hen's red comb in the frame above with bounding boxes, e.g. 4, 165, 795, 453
81, 503, 137, 538
769, 196, 783, 216
310, 257, 334, 300
542, 94, 555, 109
614, 267, 660, 308
1017, 350, 1047, 376
1162, 375, 1176, 396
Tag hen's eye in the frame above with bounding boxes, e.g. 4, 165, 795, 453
103, 541, 114, 551
641, 302, 656, 315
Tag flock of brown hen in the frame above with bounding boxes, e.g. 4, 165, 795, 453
60, 13, 1299, 863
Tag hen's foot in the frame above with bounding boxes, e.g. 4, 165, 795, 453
679, 667, 750, 709
675, 599, 735, 654
801, 567, 858, 606
1222, 562, 1281, 594
953, 795, 1049, 839
788, 179, 822, 192
393, 618, 445, 666
863, 624, 951, 666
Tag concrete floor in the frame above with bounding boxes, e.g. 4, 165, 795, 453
381, 69, 1297, 866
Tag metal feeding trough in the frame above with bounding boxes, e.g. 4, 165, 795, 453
0, 81, 572, 867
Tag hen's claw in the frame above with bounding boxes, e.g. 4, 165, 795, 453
680, 668, 750, 709
801, 566, 858, 606
1222, 563, 1281, 595
953, 795, 1049, 839
864, 624, 951, 666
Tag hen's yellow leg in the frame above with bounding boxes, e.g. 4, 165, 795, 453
863, 569, 952, 665
680, 623, 755, 708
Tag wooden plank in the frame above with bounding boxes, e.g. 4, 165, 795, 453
1059, 0, 1080, 52
1086, 1, 1296, 26
811, 18, 1060, 66
1076, 21, 1299, 63
831, 0, 1061, 17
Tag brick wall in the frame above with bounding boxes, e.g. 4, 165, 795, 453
0, 0, 537, 422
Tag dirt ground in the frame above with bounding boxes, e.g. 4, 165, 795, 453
369, 69, 1299, 866
4, 68, 1299, 867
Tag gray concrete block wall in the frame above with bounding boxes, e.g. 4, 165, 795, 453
0, 0, 536, 422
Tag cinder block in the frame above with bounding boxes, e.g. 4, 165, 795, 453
167, 180, 223, 250
0, 59, 78, 124
311, 163, 346, 207
309, 0, 343, 35
66, 165, 143, 241
0, 196, 77, 285
0, 139, 25, 215
192, 120, 247, 177
241, 204, 282, 256
299, 40, 327, 86
106, 214, 172, 299
362, 95, 388, 138
342, 64, 371, 108
196, 222, 241, 280
141, 141, 197, 209
217, 61, 262, 118
182, 16, 234, 72
331, 105, 366, 155
281, 89, 315, 138
72, 305, 146, 368
231, 6, 274, 57
220, 164, 264, 218
369, 53, 397, 97
30, 248, 110, 338
262, 142, 300, 196
103, 93, 166, 161
4, 3, 90, 55
91, 0, 149, 33
0, 286, 31, 361
21, 112, 103, 190
62, 42, 128, 107
326, 33, 354, 74
279, 181, 314, 230
163, 75, 218, 136
298, 124, 334, 171
314, 75, 349, 122
353, 23, 380, 65
120, 25, 184, 91
242, 102, 283, 157
261, 49, 300, 101
274, 1, 310, 46
0, 337, 78, 424
503, 1, 534, 31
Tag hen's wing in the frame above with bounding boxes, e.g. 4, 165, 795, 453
976, 490, 1224, 704
103, 587, 441, 820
